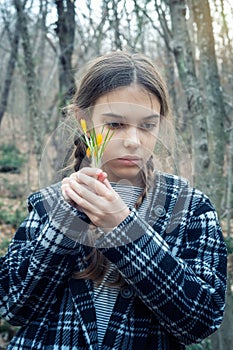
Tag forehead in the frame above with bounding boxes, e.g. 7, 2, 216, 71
92, 85, 161, 121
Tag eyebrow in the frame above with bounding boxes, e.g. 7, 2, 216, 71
101, 113, 160, 119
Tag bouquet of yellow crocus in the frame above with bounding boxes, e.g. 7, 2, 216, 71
80, 119, 113, 167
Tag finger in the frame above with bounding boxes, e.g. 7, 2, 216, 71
61, 183, 69, 199
61, 183, 79, 209
77, 173, 112, 197
78, 167, 103, 177
69, 179, 100, 201
62, 173, 79, 186
97, 172, 108, 182
71, 181, 110, 205
102, 178, 113, 190
64, 170, 107, 190
61, 177, 70, 185
68, 179, 115, 212
76, 171, 107, 185
65, 185, 98, 213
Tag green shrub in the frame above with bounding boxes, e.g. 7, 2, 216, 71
0, 319, 18, 346
0, 202, 27, 228
0, 239, 10, 256
225, 236, 233, 254
0, 144, 25, 173
187, 338, 211, 350
2, 179, 27, 199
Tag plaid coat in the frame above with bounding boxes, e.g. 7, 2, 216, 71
0, 172, 227, 350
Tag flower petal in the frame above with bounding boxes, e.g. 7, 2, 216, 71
86, 147, 91, 158
97, 134, 103, 146
80, 119, 87, 133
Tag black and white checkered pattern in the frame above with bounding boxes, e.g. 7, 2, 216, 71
0, 172, 227, 350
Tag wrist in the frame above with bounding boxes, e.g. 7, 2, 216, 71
102, 207, 131, 234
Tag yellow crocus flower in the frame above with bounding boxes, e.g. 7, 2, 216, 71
80, 120, 114, 167
86, 147, 91, 158
80, 119, 87, 134
96, 134, 103, 146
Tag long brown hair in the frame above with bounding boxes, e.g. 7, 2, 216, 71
67, 51, 172, 285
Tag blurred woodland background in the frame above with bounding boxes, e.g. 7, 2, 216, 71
0, 0, 232, 349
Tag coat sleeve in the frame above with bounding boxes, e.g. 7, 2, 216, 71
96, 190, 227, 345
0, 185, 90, 326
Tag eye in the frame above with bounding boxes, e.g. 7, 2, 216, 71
139, 122, 158, 130
105, 122, 125, 129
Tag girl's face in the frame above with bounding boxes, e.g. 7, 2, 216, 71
91, 84, 161, 186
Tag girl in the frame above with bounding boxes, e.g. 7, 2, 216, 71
0, 51, 227, 350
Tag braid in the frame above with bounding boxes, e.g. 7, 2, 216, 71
135, 156, 154, 210
73, 133, 91, 171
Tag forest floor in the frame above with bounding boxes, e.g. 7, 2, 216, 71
0, 114, 38, 248
0, 115, 39, 348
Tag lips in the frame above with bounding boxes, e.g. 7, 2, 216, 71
120, 156, 141, 160
116, 156, 143, 166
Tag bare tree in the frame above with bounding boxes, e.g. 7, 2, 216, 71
190, 0, 227, 212
111, 0, 123, 50
0, 8, 20, 126
164, 0, 210, 194
54, 0, 76, 107
13, 0, 43, 167
187, 4, 232, 347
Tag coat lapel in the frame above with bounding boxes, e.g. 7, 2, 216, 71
69, 245, 99, 350
69, 277, 99, 350
101, 285, 135, 348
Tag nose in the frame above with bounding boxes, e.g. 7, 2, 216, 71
123, 126, 140, 149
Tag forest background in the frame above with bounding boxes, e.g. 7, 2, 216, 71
0, 0, 232, 349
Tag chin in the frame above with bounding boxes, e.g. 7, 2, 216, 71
109, 168, 143, 185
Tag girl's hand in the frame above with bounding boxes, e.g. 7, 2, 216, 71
61, 168, 130, 230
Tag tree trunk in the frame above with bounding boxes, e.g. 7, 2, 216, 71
13, 0, 43, 167
226, 126, 233, 237
191, 0, 226, 212
189, 2, 232, 348
112, 0, 122, 50
0, 18, 20, 127
167, 0, 210, 193
54, 0, 76, 107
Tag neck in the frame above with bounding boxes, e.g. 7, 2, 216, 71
102, 168, 145, 188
